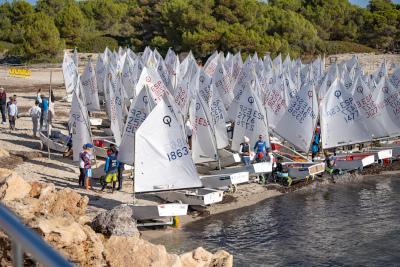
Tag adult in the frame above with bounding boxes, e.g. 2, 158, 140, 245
40, 95, 49, 131
28, 100, 41, 137
239, 136, 252, 165
0, 87, 6, 124
254, 134, 269, 162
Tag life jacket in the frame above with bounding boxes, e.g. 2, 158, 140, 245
107, 154, 118, 173
241, 143, 250, 153
255, 140, 267, 153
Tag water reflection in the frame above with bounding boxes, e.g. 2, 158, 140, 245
153, 177, 400, 266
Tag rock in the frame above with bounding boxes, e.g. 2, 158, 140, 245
91, 205, 139, 237
0, 230, 11, 266
180, 247, 213, 266
0, 148, 10, 158
179, 247, 233, 267
5, 197, 41, 221
210, 250, 233, 267
34, 217, 105, 266
35, 217, 87, 247
104, 236, 181, 267
0, 168, 31, 201
39, 188, 88, 219
29, 181, 43, 198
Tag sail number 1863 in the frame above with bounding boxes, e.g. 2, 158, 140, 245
167, 147, 189, 161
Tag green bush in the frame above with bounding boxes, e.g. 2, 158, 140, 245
0, 41, 14, 52
77, 36, 118, 53
321, 41, 375, 55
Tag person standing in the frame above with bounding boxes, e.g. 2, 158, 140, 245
311, 125, 321, 162
0, 87, 7, 125
7, 98, 18, 131
254, 134, 269, 162
40, 95, 49, 131
28, 100, 41, 137
36, 89, 42, 104
239, 136, 252, 165
102, 146, 119, 193
79, 144, 93, 190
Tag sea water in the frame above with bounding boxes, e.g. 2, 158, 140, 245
152, 176, 400, 266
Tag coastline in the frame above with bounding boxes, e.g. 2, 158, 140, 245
141, 169, 400, 242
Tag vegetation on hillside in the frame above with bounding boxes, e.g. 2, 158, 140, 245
0, 0, 399, 62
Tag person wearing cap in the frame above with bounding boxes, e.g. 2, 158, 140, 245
239, 136, 252, 165
79, 143, 93, 189
0, 87, 6, 125
102, 146, 119, 193
254, 134, 269, 162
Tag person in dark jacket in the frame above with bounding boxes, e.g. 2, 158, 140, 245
0, 87, 6, 124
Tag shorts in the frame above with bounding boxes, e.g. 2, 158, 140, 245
105, 173, 117, 183
85, 169, 92, 178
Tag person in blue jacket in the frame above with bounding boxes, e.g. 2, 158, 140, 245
102, 146, 119, 193
254, 134, 269, 162
39, 95, 49, 131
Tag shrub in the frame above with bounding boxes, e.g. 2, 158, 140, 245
77, 36, 118, 53
321, 41, 375, 55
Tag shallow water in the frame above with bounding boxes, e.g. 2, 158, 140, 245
153, 176, 400, 266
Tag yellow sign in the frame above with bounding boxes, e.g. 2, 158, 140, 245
8, 67, 31, 78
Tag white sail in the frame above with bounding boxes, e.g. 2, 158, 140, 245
191, 93, 218, 163
274, 82, 318, 152
231, 86, 269, 152
121, 55, 136, 98
203, 51, 219, 76
209, 84, 229, 149
118, 87, 154, 165
70, 83, 92, 162
372, 77, 400, 137
105, 71, 123, 145
390, 68, 400, 90
135, 66, 171, 103
321, 79, 370, 149
95, 53, 107, 95
351, 77, 387, 139
62, 52, 78, 96
80, 59, 100, 111
213, 60, 234, 108
134, 99, 202, 192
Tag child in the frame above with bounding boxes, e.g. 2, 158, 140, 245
29, 100, 41, 137
7, 98, 17, 130
102, 146, 119, 193
79, 144, 93, 190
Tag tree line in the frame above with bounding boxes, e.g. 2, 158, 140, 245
0, 0, 399, 62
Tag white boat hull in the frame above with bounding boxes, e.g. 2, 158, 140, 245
200, 172, 249, 189
39, 131, 69, 153
333, 154, 375, 171
156, 188, 224, 206
210, 162, 273, 176
132, 203, 188, 220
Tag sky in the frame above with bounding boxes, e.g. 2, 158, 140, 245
350, 0, 400, 7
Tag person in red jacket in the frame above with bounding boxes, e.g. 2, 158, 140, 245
0, 87, 6, 124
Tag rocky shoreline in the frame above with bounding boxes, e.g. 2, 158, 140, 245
0, 160, 233, 267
